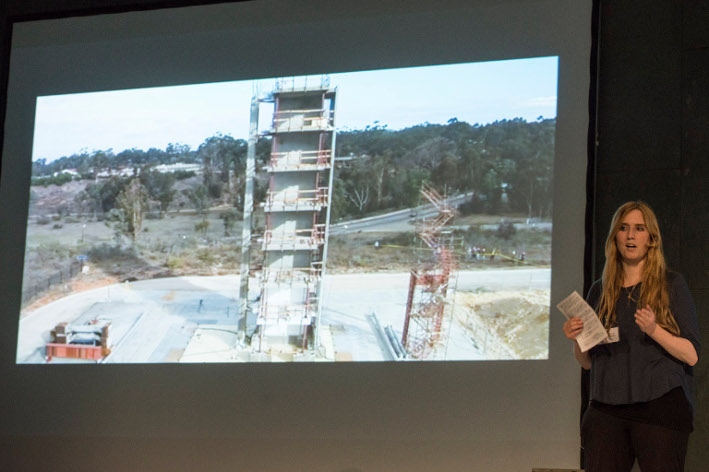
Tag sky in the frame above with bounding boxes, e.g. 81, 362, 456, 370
32, 56, 558, 162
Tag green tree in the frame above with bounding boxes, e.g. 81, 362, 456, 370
330, 117, 556, 218
483, 168, 502, 214
403, 136, 455, 171
90, 149, 114, 173
505, 119, 555, 218
166, 143, 192, 163
81, 176, 130, 215
183, 184, 211, 218
31, 158, 47, 176
456, 139, 485, 194
431, 155, 458, 191
105, 208, 128, 244
219, 209, 239, 236
330, 184, 349, 221
139, 166, 177, 217
198, 134, 247, 200
399, 169, 430, 208
107, 178, 149, 241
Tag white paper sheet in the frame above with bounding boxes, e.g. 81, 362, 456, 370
557, 291, 610, 352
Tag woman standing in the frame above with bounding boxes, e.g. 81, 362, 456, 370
563, 201, 700, 472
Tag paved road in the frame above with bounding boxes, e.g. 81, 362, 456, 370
329, 193, 552, 235
329, 192, 473, 235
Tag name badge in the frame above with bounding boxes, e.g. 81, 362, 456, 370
606, 327, 620, 343
598, 327, 620, 345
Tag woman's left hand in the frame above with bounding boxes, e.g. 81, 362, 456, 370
634, 304, 657, 335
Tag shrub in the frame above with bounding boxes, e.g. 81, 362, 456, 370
87, 243, 133, 261
196, 249, 216, 264
173, 170, 196, 180
194, 220, 209, 236
166, 256, 186, 270
458, 195, 485, 216
496, 221, 517, 240
382, 232, 417, 247
31, 173, 74, 187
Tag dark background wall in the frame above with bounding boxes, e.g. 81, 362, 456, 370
0, 0, 707, 470
592, 1, 709, 470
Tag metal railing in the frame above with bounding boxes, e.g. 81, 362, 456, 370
262, 225, 326, 249
274, 75, 330, 92
263, 187, 329, 211
271, 108, 333, 132
260, 266, 322, 284
21, 260, 83, 306
267, 150, 332, 170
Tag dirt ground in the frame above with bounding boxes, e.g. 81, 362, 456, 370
21, 267, 121, 317
453, 289, 550, 359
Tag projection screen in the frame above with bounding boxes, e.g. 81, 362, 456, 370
0, 0, 593, 470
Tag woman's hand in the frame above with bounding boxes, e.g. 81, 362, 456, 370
634, 304, 657, 335
635, 304, 698, 365
563, 317, 591, 369
563, 317, 584, 340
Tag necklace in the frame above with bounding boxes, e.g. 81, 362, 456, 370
623, 283, 639, 301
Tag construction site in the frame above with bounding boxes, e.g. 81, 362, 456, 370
16, 77, 551, 364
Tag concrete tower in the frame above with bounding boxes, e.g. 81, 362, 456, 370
256, 77, 337, 356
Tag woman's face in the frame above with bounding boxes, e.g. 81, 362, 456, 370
615, 209, 651, 265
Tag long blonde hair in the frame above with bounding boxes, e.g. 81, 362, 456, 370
597, 201, 679, 335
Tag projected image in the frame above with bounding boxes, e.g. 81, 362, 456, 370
17, 57, 557, 363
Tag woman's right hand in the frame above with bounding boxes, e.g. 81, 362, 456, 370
563, 317, 584, 341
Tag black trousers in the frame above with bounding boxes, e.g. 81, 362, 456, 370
581, 404, 689, 472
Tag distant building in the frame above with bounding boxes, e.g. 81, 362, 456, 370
153, 163, 202, 174
92, 162, 201, 179
53, 169, 80, 177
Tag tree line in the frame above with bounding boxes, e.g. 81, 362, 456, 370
37, 134, 269, 242
33, 117, 555, 241
334, 117, 555, 219
32, 143, 197, 178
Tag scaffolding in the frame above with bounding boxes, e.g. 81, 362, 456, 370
253, 80, 337, 353
401, 183, 458, 359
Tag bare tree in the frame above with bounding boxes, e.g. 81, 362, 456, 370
345, 185, 370, 214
